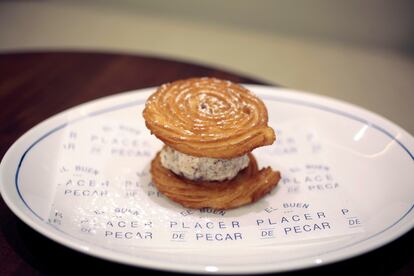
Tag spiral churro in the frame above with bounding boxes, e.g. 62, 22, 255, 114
151, 152, 280, 209
143, 77, 280, 209
143, 77, 275, 158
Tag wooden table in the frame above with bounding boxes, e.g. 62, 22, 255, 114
0, 52, 413, 275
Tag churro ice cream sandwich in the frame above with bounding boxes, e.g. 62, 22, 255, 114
143, 77, 280, 209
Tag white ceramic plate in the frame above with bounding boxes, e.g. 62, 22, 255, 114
1, 85, 413, 274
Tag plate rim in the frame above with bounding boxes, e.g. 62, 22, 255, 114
1, 85, 413, 274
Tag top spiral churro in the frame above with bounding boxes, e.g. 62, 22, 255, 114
143, 77, 275, 159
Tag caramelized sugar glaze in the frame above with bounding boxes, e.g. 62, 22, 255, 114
143, 77, 275, 158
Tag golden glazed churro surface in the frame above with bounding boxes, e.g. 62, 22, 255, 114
143, 77, 275, 158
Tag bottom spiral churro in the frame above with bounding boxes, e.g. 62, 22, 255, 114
151, 151, 280, 210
